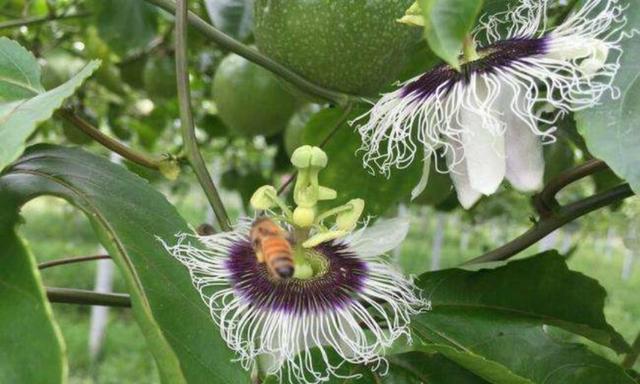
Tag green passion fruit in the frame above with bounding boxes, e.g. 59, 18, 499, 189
213, 53, 298, 137
254, 0, 421, 96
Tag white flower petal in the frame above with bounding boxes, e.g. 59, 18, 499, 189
493, 79, 545, 192
459, 76, 506, 195
344, 217, 410, 258
446, 140, 482, 209
504, 118, 544, 192
463, 126, 506, 195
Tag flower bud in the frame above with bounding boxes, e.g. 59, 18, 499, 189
291, 145, 313, 169
158, 157, 181, 181
309, 147, 328, 168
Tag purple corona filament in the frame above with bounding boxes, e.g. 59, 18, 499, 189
401, 37, 550, 100
226, 241, 368, 314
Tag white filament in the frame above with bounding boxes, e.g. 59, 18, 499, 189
160, 219, 427, 384
355, 0, 631, 202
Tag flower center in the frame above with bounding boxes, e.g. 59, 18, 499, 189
250, 146, 366, 255
293, 248, 329, 280
226, 240, 368, 314
291, 227, 330, 280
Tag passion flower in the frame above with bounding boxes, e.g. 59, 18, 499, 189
355, 0, 631, 208
161, 146, 427, 383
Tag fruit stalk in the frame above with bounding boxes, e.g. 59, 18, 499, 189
57, 109, 162, 170
0, 11, 90, 30
464, 183, 634, 265
46, 287, 131, 308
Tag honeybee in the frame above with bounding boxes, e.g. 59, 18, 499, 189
250, 217, 295, 279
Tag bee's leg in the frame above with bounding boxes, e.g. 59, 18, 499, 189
286, 232, 296, 246
255, 250, 265, 263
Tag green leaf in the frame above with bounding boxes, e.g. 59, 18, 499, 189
91, 0, 159, 56
385, 352, 490, 383
575, 6, 640, 194
416, 252, 629, 353
204, 0, 253, 41
0, 230, 66, 384
412, 309, 635, 384
418, 0, 484, 68
0, 145, 250, 384
0, 37, 45, 101
302, 106, 423, 216
263, 348, 491, 383
0, 40, 100, 172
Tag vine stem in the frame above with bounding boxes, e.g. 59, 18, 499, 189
534, 159, 609, 217
465, 183, 634, 265
465, 160, 633, 264
57, 109, 162, 170
175, 0, 231, 231
0, 11, 89, 30
46, 287, 131, 307
143, 0, 357, 106
38, 254, 111, 270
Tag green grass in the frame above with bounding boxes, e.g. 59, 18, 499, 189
15, 195, 640, 382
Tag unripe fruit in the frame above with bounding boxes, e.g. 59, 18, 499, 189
213, 53, 298, 137
254, 0, 420, 96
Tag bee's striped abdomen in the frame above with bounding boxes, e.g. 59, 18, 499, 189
261, 236, 294, 279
